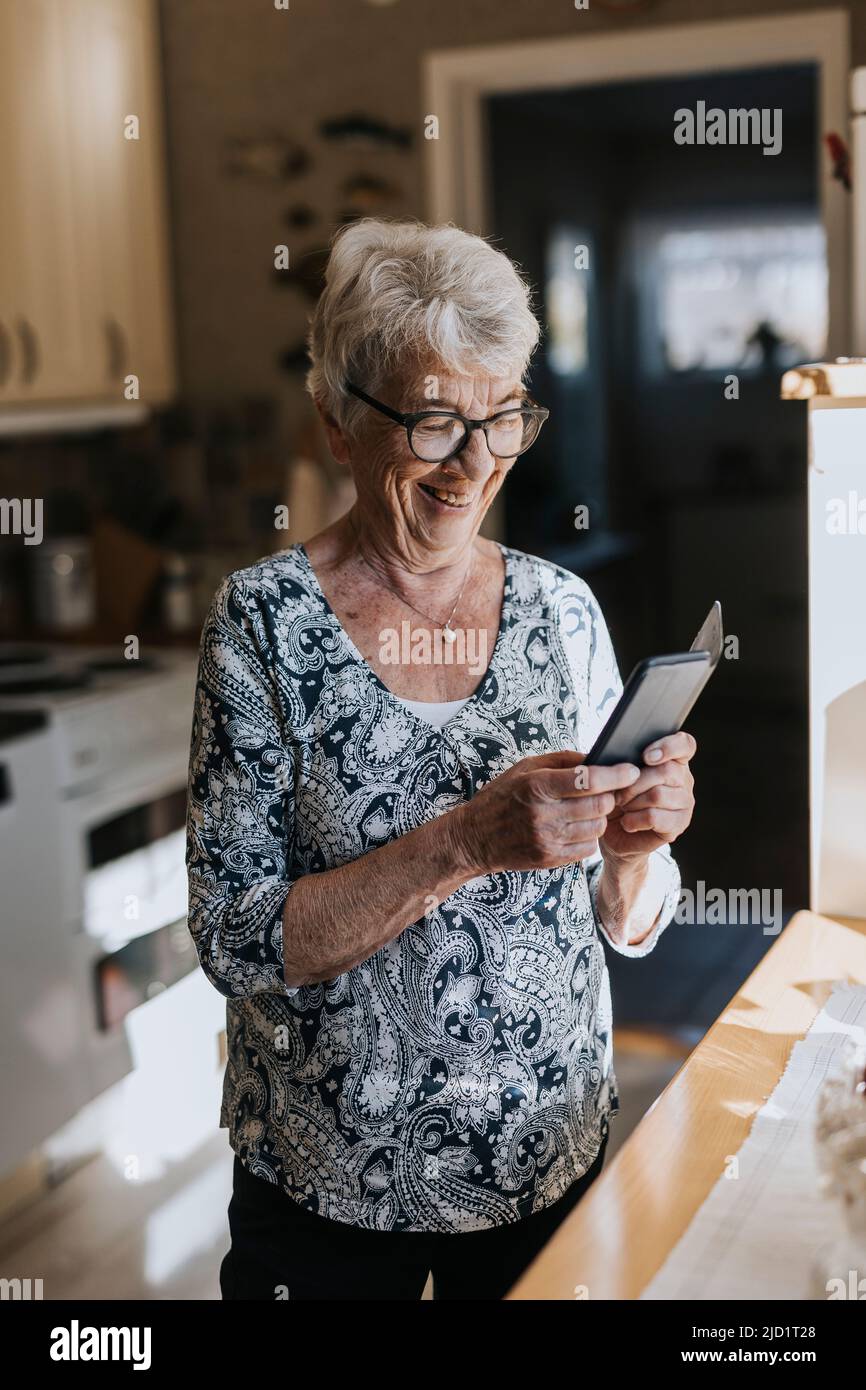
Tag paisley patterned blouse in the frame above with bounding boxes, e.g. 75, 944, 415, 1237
186, 542, 680, 1234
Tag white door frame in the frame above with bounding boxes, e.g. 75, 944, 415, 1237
424, 8, 851, 353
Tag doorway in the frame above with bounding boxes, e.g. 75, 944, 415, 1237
424, 13, 849, 1032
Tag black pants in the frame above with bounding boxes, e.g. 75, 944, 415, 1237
220, 1135, 607, 1301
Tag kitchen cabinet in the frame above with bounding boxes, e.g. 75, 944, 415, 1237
0, 0, 175, 412
0, 7, 16, 398
780, 360, 866, 920
0, 0, 88, 404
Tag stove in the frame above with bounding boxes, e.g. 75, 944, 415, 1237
0, 639, 224, 1176
0, 643, 178, 696
0, 643, 198, 791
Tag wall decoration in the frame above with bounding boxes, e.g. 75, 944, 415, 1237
268, 117, 410, 336
284, 203, 317, 229
340, 172, 403, 210
223, 134, 310, 182
594, 0, 655, 10
318, 113, 411, 151
271, 246, 329, 299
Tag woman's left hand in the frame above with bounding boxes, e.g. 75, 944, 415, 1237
599, 731, 696, 863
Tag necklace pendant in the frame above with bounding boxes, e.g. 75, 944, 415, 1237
442, 625, 458, 644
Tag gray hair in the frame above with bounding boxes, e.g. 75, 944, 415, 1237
306, 218, 540, 434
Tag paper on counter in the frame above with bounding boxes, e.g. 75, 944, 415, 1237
640, 982, 866, 1300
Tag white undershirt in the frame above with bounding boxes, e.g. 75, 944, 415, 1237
396, 695, 471, 729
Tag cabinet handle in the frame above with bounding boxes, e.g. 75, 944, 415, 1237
0, 321, 11, 387
104, 318, 128, 380
16, 318, 40, 384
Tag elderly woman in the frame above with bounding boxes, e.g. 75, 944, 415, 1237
186, 219, 696, 1301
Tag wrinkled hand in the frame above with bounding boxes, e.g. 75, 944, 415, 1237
599, 731, 696, 864
454, 749, 641, 874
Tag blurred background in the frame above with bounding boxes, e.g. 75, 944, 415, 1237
0, 0, 861, 1298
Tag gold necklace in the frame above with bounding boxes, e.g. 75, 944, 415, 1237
351, 530, 474, 644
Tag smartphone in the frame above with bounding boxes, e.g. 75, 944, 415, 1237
586, 602, 722, 767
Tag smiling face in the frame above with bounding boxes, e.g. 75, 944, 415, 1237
322, 362, 526, 569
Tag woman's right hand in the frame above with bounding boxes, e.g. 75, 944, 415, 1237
451, 750, 641, 875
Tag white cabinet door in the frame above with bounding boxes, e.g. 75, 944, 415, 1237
0, 3, 19, 403
0, 0, 93, 404
122, 0, 177, 404
0, 0, 176, 411
67, 0, 176, 408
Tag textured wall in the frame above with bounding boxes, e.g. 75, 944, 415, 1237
157, 0, 864, 435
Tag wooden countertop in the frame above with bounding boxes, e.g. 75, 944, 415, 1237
507, 910, 866, 1300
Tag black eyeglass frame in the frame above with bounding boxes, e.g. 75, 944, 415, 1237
345, 380, 550, 463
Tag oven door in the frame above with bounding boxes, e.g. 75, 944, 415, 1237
0, 718, 91, 1178
64, 751, 221, 1100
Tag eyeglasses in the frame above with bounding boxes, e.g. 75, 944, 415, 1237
345, 381, 549, 464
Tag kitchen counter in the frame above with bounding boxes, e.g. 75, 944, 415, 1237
507, 910, 866, 1300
